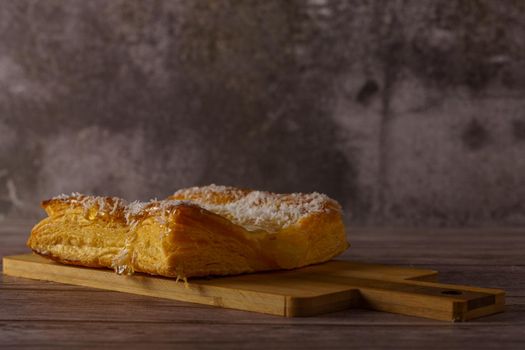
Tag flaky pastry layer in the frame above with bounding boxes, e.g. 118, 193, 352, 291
27, 185, 349, 278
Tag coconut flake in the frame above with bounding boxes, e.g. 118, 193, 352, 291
173, 185, 339, 232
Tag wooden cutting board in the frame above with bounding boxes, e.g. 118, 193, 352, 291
3, 254, 504, 321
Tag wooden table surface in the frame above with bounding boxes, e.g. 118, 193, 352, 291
1, 220, 523, 349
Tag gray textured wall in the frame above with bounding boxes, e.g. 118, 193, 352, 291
1, 0, 525, 226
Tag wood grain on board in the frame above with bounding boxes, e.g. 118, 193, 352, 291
0, 220, 523, 349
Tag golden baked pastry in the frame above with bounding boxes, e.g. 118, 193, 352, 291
27, 185, 349, 279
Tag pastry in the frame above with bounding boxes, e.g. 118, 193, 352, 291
27, 185, 349, 278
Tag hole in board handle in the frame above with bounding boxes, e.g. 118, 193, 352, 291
442, 290, 462, 295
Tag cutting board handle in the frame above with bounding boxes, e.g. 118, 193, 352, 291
291, 274, 505, 321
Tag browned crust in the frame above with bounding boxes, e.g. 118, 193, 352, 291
27, 187, 349, 278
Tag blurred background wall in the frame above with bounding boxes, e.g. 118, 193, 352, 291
1, 0, 525, 226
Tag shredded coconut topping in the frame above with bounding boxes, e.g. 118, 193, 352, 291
51, 185, 339, 233
173, 184, 339, 232
52, 192, 82, 200
126, 200, 147, 216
